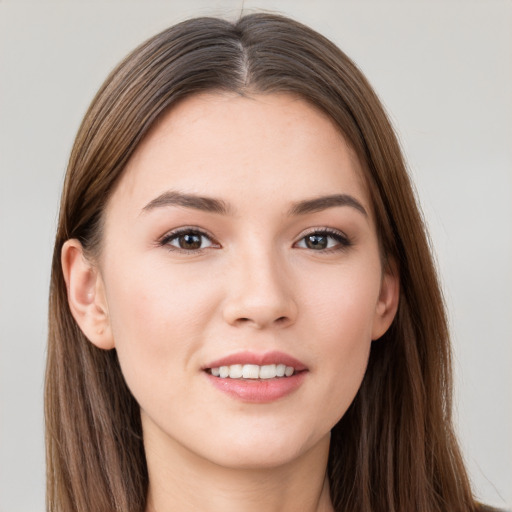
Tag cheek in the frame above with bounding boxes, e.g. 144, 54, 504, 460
106, 257, 217, 337
102, 260, 220, 397
304, 255, 382, 344
303, 260, 381, 418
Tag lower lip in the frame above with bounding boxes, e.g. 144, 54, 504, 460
205, 372, 307, 403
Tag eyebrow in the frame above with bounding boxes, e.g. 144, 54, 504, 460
142, 191, 232, 215
288, 194, 367, 217
141, 190, 367, 218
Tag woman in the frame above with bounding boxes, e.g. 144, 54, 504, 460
46, 13, 493, 512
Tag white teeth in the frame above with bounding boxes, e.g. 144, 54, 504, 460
259, 364, 276, 379
242, 364, 260, 379
276, 364, 286, 377
228, 364, 243, 378
209, 363, 296, 379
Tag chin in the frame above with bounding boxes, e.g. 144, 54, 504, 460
196, 428, 330, 471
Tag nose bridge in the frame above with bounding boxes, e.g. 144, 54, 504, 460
222, 241, 297, 328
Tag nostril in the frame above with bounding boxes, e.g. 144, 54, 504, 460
234, 316, 289, 327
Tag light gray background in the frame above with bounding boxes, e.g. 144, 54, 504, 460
0, 1, 510, 510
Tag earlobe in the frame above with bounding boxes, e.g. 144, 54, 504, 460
371, 264, 400, 341
61, 239, 115, 350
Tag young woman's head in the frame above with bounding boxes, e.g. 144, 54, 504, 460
47, 13, 476, 512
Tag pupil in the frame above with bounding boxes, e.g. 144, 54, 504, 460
180, 233, 201, 249
306, 234, 327, 249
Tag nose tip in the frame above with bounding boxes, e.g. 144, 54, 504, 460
222, 266, 298, 329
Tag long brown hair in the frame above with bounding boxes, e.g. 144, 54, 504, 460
46, 13, 479, 512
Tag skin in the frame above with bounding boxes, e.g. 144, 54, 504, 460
62, 93, 399, 512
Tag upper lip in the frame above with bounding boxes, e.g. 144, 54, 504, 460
203, 351, 308, 371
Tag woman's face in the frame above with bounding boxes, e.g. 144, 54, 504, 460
87, 93, 398, 469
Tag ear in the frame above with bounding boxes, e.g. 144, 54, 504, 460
371, 262, 400, 341
61, 239, 114, 350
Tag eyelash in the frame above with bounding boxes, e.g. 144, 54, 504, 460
294, 228, 352, 252
158, 227, 219, 253
158, 227, 351, 254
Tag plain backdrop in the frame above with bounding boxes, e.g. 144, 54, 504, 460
0, 1, 510, 510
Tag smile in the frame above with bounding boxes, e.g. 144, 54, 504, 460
209, 363, 296, 379
203, 351, 308, 403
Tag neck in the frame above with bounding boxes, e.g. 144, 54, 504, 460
143, 425, 334, 512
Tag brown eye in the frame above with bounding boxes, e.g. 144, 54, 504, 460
295, 230, 351, 251
177, 233, 202, 250
305, 234, 328, 250
163, 230, 215, 251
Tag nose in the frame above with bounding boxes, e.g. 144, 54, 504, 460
222, 250, 298, 329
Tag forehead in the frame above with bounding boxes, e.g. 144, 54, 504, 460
107, 92, 371, 218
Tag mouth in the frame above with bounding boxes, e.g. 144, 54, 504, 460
203, 351, 308, 403
207, 363, 297, 379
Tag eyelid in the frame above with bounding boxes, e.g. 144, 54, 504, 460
158, 226, 221, 252
294, 227, 352, 250
156, 226, 350, 253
